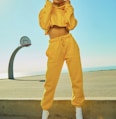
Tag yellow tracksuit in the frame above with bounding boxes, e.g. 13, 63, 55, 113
39, 0, 85, 110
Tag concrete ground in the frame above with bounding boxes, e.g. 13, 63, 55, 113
0, 70, 116, 119
0, 70, 116, 99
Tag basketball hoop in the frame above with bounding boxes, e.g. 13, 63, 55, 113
20, 36, 31, 47
8, 36, 32, 79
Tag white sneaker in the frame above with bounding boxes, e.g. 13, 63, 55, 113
42, 110, 49, 119
76, 107, 83, 119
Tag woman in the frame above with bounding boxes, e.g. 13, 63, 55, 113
38, 0, 85, 119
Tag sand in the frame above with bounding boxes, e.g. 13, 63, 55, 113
0, 70, 116, 99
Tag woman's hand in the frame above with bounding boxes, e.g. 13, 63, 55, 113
64, 0, 70, 4
53, 0, 70, 6
53, 0, 64, 4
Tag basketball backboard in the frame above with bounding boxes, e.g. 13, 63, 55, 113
20, 36, 31, 46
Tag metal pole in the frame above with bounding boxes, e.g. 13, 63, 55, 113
8, 46, 25, 79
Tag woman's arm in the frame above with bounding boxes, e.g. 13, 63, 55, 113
39, 0, 52, 30
64, 0, 77, 30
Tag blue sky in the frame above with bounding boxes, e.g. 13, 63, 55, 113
0, 0, 116, 74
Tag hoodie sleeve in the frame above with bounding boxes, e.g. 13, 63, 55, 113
38, 0, 52, 30
64, 3, 77, 30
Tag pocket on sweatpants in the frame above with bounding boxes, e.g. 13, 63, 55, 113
46, 46, 50, 57
46, 42, 56, 57
46, 42, 60, 60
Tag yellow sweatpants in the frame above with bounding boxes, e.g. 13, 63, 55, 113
41, 33, 85, 110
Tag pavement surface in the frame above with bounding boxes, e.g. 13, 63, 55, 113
0, 70, 116, 99
0, 70, 116, 119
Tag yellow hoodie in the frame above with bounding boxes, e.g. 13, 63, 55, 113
39, 0, 77, 34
